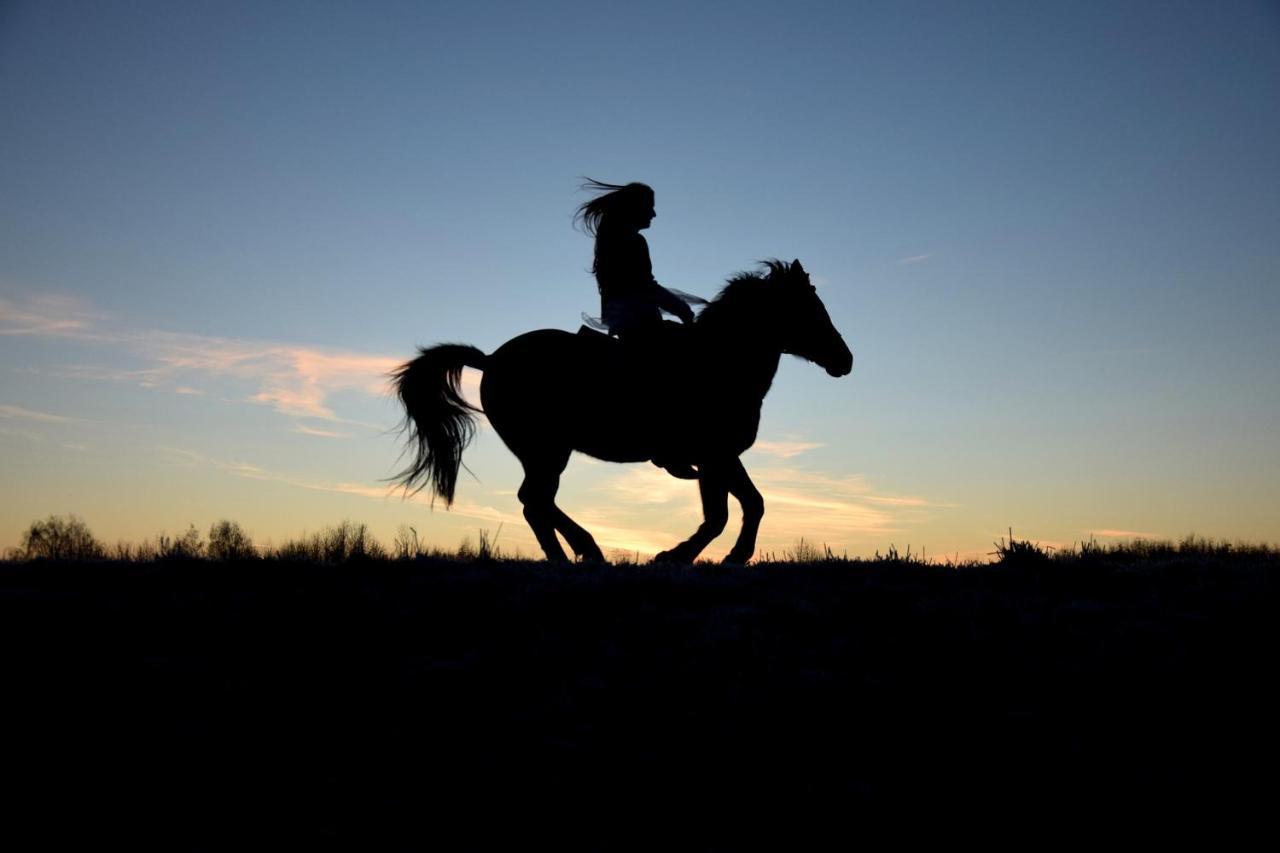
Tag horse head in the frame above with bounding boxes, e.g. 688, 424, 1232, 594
770, 259, 853, 377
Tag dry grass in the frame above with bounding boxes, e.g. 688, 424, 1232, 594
5, 514, 1275, 568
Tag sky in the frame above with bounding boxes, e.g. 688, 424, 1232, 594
2, 0, 1278, 560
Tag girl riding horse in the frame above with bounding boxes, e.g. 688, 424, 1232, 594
574, 179, 696, 339
576, 179, 701, 478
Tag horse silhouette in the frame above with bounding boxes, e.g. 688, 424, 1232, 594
392, 259, 852, 564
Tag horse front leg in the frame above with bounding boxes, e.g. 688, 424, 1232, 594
722, 458, 764, 565
653, 468, 729, 564
550, 506, 605, 563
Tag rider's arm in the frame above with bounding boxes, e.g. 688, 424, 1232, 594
635, 236, 695, 324
651, 281, 696, 324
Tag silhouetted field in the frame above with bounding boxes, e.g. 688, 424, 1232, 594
2, 544, 1275, 844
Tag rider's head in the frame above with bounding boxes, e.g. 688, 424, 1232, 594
575, 179, 655, 235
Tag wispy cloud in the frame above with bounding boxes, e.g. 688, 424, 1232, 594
588, 464, 938, 557
752, 468, 932, 542
897, 253, 932, 265
0, 294, 100, 337
0, 404, 74, 423
0, 425, 45, 443
1087, 528, 1160, 539
292, 423, 352, 439
562, 506, 688, 557
0, 401, 80, 441
749, 438, 824, 459
161, 446, 520, 527
131, 330, 401, 419
0, 291, 435, 424
598, 465, 701, 506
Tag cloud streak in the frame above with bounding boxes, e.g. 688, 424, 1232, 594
1, 291, 425, 424
749, 439, 825, 459
131, 330, 401, 419
292, 424, 353, 439
1088, 528, 1160, 539
0, 404, 75, 423
0, 294, 99, 337
587, 464, 938, 557
162, 446, 522, 528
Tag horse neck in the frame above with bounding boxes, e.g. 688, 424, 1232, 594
694, 312, 783, 404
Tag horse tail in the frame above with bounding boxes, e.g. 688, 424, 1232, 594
391, 344, 488, 505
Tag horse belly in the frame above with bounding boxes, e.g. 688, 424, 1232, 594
572, 406, 653, 463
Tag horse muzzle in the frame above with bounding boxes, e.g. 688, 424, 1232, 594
825, 341, 853, 377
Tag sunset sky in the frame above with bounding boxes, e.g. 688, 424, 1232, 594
2, 0, 1278, 560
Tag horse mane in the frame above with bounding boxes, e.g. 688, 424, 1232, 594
696, 259, 792, 329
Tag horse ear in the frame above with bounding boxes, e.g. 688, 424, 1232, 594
791, 259, 805, 274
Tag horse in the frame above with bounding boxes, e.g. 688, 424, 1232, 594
392, 259, 852, 564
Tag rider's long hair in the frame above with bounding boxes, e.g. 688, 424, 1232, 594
573, 178, 654, 237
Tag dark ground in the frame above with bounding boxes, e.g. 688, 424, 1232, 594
2, 552, 1275, 845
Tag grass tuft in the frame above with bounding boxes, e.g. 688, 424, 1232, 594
991, 528, 1052, 566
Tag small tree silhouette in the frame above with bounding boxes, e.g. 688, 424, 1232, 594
20, 515, 105, 560
319, 520, 385, 561
392, 524, 423, 559
159, 524, 204, 560
208, 520, 255, 560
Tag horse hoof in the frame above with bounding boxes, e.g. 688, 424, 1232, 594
652, 550, 687, 565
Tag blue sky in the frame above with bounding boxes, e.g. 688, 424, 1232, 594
2, 0, 1278, 558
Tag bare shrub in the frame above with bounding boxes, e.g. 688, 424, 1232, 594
392, 525, 423, 560
208, 520, 255, 560
132, 539, 160, 561
273, 535, 319, 561
158, 524, 204, 560
784, 537, 831, 563
476, 525, 502, 561
20, 515, 105, 561
313, 521, 386, 562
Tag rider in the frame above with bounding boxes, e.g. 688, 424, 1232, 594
575, 179, 696, 339
575, 179, 699, 479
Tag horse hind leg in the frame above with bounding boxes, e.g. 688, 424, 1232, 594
518, 467, 568, 562
517, 452, 604, 563
654, 470, 729, 564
